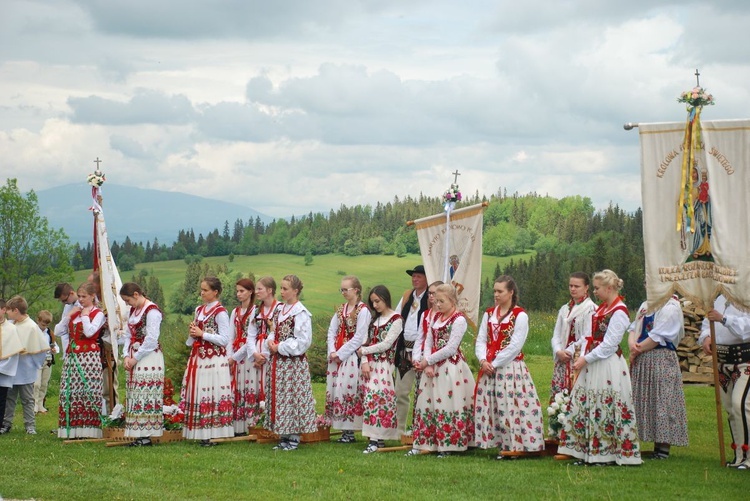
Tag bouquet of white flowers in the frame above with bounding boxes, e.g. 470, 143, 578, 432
547, 389, 571, 439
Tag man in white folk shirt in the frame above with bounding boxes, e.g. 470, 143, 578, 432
700, 294, 750, 470
394, 265, 429, 436
54, 283, 80, 358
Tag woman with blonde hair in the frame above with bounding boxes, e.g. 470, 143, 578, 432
325, 275, 371, 443
410, 284, 475, 457
557, 270, 642, 465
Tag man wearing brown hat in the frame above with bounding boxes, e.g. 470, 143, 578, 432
394, 265, 429, 435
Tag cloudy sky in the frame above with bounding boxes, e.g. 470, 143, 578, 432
2, 0, 749, 218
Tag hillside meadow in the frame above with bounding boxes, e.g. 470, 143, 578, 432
71, 252, 529, 318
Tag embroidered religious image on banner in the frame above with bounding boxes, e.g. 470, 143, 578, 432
639, 119, 750, 311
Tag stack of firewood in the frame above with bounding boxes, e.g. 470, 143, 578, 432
678, 300, 714, 384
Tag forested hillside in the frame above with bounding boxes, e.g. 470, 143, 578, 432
69, 187, 646, 308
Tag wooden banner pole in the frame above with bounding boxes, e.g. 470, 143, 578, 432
709, 320, 726, 466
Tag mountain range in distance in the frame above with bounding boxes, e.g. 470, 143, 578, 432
36, 183, 273, 245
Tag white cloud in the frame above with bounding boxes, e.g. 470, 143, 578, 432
1, 0, 749, 221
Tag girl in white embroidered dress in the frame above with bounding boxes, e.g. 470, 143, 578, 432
410, 284, 475, 457
557, 269, 642, 466
357, 285, 403, 453
181, 277, 234, 446
325, 275, 370, 443
227, 277, 258, 435
264, 275, 317, 451
474, 275, 544, 459
120, 282, 164, 446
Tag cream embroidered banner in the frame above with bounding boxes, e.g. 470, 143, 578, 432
91, 187, 128, 357
414, 203, 485, 326
639, 119, 750, 311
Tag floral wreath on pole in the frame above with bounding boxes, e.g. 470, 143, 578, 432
443, 183, 462, 212
676, 76, 714, 239
87, 168, 106, 214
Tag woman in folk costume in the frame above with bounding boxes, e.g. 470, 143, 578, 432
357, 285, 403, 454
181, 276, 234, 446
264, 275, 317, 451
325, 275, 371, 443
550, 272, 596, 401
227, 277, 258, 435
120, 282, 164, 447
409, 284, 475, 458
243, 276, 278, 425
474, 276, 544, 459
558, 269, 642, 466
411, 281, 444, 420
628, 293, 688, 459
57, 282, 105, 439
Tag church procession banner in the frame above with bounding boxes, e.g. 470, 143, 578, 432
414, 203, 485, 326
88, 169, 128, 356
639, 119, 750, 312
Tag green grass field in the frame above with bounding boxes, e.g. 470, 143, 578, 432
0, 356, 743, 501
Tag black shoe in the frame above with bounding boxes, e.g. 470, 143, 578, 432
279, 440, 299, 451
436, 452, 452, 458
336, 433, 356, 443
128, 438, 153, 447
0, 426, 11, 435
273, 440, 290, 450
200, 439, 217, 447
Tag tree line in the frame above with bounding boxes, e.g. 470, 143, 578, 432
69, 188, 608, 268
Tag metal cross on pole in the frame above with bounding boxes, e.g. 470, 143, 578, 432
695, 68, 701, 87
452, 169, 461, 184
94, 157, 102, 169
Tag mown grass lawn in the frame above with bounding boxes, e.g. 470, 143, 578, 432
0, 353, 745, 501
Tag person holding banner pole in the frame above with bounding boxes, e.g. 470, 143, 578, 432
550, 272, 596, 401
700, 295, 750, 469
394, 265, 429, 436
